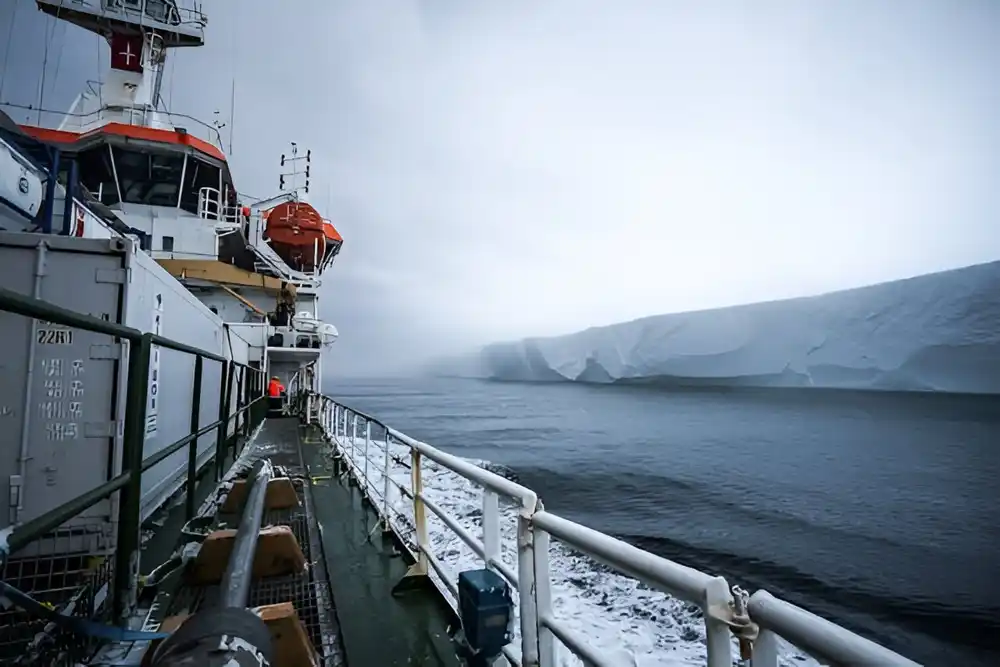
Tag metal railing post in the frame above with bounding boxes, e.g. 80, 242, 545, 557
483, 490, 500, 570
704, 577, 734, 667
351, 414, 358, 455
752, 629, 779, 667
214, 360, 233, 481
234, 366, 244, 453
532, 524, 555, 667
241, 367, 251, 439
382, 430, 391, 531
112, 333, 152, 621
363, 420, 371, 497
186, 355, 203, 520
411, 449, 428, 574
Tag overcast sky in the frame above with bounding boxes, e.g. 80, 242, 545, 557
2, 0, 998, 375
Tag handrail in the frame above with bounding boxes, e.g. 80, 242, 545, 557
310, 393, 922, 667
387, 426, 538, 513
0, 287, 266, 623
0, 101, 225, 152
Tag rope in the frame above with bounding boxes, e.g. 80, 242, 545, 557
36, 8, 57, 124
48, 20, 67, 109
0, 580, 169, 642
0, 0, 21, 102
96, 33, 102, 107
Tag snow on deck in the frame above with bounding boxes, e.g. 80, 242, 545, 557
338, 433, 818, 667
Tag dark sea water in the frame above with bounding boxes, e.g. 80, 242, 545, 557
324, 376, 1000, 666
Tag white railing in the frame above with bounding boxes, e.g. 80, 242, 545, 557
307, 395, 921, 667
196, 186, 243, 231
0, 102, 224, 153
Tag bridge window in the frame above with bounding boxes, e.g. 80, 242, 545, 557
112, 148, 185, 207
179, 157, 221, 214
161, 235, 174, 251
77, 145, 120, 205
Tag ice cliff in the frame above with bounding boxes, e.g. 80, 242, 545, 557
449, 261, 1000, 394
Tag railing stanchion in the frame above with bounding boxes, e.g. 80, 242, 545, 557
214, 360, 233, 481
364, 420, 371, 498
532, 524, 554, 667
411, 449, 429, 574
351, 414, 358, 456
705, 577, 735, 667
241, 367, 251, 440
752, 629, 779, 667
186, 355, 203, 520
382, 430, 391, 531
112, 333, 152, 621
483, 490, 500, 570
234, 366, 244, 453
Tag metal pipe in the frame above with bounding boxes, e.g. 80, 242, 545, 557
747, 590, 920, 666
388, 426, 537, 512
112, 333, 153, 621
214, 360, 234, 481
531, 510, 713, 603
61, 159, 77, 235
14, 242, 47, 524
0, 286, 139, 341
43, 147, 60, 234
186, 356, 204, 520
220, 459, 273, 608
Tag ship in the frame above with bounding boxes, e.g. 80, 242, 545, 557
0, 2, 922, 666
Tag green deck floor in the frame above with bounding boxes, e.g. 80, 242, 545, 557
297, 422, 463, 667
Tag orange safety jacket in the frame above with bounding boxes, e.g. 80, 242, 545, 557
267, 379, 285, 397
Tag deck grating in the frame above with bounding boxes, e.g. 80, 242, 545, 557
163, 418, 344, 666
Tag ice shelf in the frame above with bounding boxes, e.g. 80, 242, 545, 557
444, 261, 1000, 394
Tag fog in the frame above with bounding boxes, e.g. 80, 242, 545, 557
2, 0, 998, 376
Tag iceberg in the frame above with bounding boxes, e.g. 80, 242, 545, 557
457, 261, 1000, 394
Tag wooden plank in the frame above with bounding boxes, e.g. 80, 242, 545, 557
256, 602, 320, 667
186, 525, 307, 585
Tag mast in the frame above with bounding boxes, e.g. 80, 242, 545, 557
36, 0, 208, 133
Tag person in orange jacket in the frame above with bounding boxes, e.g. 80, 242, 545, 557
267, 376, 285, 397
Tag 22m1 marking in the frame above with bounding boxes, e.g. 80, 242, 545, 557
36, 328, 74, 345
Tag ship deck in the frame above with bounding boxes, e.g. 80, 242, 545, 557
152, 416, 461, 667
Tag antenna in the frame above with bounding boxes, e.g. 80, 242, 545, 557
228, 78, 236, 156
278, 142, 311, 196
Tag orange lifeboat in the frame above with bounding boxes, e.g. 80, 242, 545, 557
263, 201, 342, 272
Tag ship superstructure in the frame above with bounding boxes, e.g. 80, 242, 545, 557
4, 0, 341, 394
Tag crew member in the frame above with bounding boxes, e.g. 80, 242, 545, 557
267, 375, 285, 414
271, 282, 297, 327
